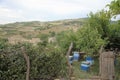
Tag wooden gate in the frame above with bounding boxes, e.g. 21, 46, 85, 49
99, 51, 115, 80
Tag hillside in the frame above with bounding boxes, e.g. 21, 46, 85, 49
0, 18, 87, 44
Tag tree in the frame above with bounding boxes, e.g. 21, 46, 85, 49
38, 34, 49, 47
88, 10, 111, 39
75, 25, 106, 56
106, 0, 120, 49
56, 30, 77, 52
107, 0, 120, 15
107, 21, 120, 49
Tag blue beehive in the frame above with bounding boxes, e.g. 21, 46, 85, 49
73, 52, 79, 61
80, 61, 90, 71
69, 56, 73, 64
86, 56, 94, 65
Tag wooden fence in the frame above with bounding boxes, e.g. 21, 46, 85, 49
99, 51, 115, 80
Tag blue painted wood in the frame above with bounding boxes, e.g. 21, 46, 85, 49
73, 52, 80, 61
86, 56, 94, 65
80, 63, 90, 71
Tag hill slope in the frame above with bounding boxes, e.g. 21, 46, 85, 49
0, 18, 87, 44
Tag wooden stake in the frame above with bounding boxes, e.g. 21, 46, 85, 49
66, 42, 73, 80
21, 47, 30, 80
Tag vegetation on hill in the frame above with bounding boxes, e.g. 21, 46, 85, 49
0, 18, 86, 44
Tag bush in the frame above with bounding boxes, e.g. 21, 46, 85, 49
0, 42, 67, 80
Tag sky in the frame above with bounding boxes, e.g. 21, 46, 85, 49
0, 0, 113, 24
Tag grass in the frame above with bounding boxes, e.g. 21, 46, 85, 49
115, 57, 120, 80
72, 56, 120, 80
72, 58, 99, 79
73, 61, 93, 79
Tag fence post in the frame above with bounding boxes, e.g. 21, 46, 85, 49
66, 42, 73, 80
21, 47, 30, 80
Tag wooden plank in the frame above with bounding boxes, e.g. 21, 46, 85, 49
100, 51, 115, 80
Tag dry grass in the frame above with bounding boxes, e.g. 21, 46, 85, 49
8, 35, 40, 44
18, 26, 35, 32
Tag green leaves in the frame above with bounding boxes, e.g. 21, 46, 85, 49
56, 30, 77, 51
0, 42, 67, 80
75, 25, 106, 56
88, 10, 110, 39
108, 0, 120, 15
34, 52, 66, 79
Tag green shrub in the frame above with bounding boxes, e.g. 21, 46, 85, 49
0, 42, 67, 80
